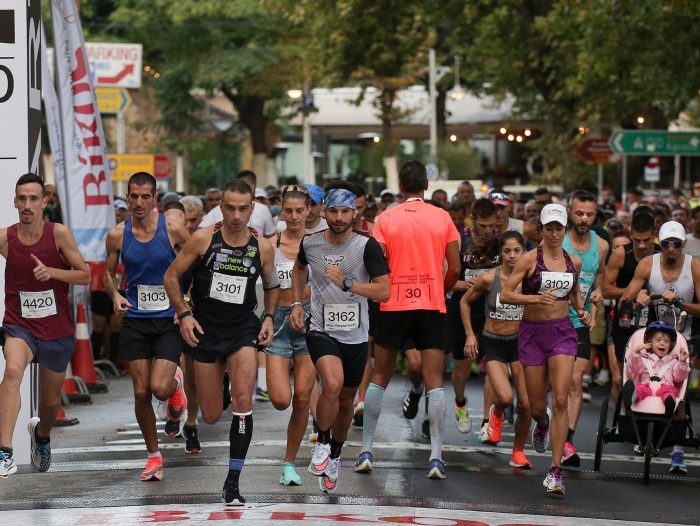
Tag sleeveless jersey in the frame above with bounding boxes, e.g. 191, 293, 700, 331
647, 253, 694, 338
191, 230, 261, 325
485, 267, 523, 322
564, 231, 599, 328
522, 245, 578, 301
612, 243, 660, 329
122, 215, 176, 318
3, 222, 73, 339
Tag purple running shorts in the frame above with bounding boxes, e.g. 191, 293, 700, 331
518, 316, 577, 367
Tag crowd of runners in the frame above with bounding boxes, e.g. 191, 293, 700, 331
1, 163, 699, 502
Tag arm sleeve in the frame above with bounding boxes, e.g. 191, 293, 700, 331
363, 237, 390, 279
297, 238, 309, 266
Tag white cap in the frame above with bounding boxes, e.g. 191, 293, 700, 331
540, 203, 568, 226
254, 187, 268, 199
659, 220, 686, 242
380, 189, 394, 197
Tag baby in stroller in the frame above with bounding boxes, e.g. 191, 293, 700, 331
622, 321, 690, 415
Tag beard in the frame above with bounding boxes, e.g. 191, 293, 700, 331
328, 222, 352, 235
574, 223, 590, 235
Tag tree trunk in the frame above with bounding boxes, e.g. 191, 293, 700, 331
378, 89, 399, 190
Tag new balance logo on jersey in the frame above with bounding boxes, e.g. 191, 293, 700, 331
324, 255, 345, 266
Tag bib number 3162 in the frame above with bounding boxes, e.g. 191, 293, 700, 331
323, 303, 360, 332
19, 290, 57, 319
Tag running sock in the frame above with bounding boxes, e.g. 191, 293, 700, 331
567, 428, 575, 443
147, 450, 161, 459
229, 412, 253, 483
0, 446, 13, 457
330, 437, 344, 459
455, 396, 467, 408
90, 331, 103, 360
312, 418, 319, 434
673, 445, 684, 454
411, 383, 424, 395
361, 383, 385, 453
427, 387, 446, 461
481, 419, 488, 427
257, 368, 267, 390
318, 427, 331, 445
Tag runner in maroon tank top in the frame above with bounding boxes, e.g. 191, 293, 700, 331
0, 174, 89, 478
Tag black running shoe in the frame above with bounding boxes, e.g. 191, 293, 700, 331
184, 425, 201, 454
402, 390, 422, 420
222, 481, 246, 506
164, 419, 180, 438
421, 419, 430, 439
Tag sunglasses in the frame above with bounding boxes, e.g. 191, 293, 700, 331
660, 239, 683, 249
281, 185, 309, 196
488, 192, 510, 202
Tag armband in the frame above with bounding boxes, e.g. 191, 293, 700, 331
262, 270, 281, 290
263, 312, 275, 321
178, 310, 193, 321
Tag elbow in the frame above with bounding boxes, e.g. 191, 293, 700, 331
79, 272, 90, 286
378, 285, 390, 303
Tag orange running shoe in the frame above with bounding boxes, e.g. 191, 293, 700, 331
486, 405, 503, 444
509, 449, 532, 469
165, 368, 188, 438
141, 455, 163, 481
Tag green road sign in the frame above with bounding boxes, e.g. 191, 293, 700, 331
609, 130, 700, 156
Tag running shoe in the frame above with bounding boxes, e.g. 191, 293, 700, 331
421, 419, 431, 439
308, 443, 331, 476
353, 400, 364, 427
504, 402, 515, 425
319, 457, 340, 493
165, 368, 187, 438
486, 405, 503, 444
140, 455, 163, 481
156, 400, 167, 421
543, 465, 565, 495
0, 450, 17, 478
402, 389, 422, 420
354, 451, 374, 473
222, 481, 246, 506
183, 424, 201, 454
477, 422, 489, 443
509, 449, 532, 469
561, 441, 580, 467
28, 416, 51, 472
582, 374, 592, 389
454, 403, 472, 434
255, 387, 270, 402
669, 451, 688, 474
280, 462, 302, 486
531, 408, 551, 453
582, 388, 592, 403
427, 458, 446, 480
594, 369, 610, 386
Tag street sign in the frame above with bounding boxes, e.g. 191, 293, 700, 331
95, 87, 131, 114
86, 42, 142, 88
153, 154, 172, 179
575, 138, 613, 164
644, 157, 660, 182
108, 154, 153, 181
609, 130, 700, 156
426, 163, 438, 181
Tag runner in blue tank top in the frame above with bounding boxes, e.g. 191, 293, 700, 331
105, 172, 190, 482
561, 190, 608, 468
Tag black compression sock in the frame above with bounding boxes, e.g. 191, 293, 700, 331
455, 397, 467, 408
567, 428, 575, 444
318, 427, 331, 445
330, 437, 344, 459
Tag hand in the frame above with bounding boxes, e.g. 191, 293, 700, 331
589, 320, 596, 333
661, 289, 677, 304
679, 347, 689, 362
464, 333, 478, 360
258, 317, 274, 347
31, 254, 53, 282
636, 289, 650, 308
590, 288, 604, 307
112, 292, 133, 315
538, 289, 557, 306
324, 265, 345, 288
180, 315, 204, 347
577, 309, 591, 326
289, 304, 306, 332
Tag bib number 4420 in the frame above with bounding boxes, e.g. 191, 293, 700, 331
19, 290, 57, 319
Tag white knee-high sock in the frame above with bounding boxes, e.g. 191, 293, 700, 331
427, 387, 446, 461
361, 383, 385, 453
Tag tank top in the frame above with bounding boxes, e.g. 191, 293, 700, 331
647, 253, 694, 338
612, 243, 661, 329
522, 245, 578, 301
448, 228, 500, 312
191, 230, 261, 325
3, 222, 74, 339
274, 232, 312, 289
485, 267, 523, 321
122, 214, 176, 318
564, 231, 599, 328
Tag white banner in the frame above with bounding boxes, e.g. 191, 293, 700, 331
51, 0, 114, 261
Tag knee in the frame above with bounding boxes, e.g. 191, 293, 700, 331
530, 400, 547, 420
231, 392, 252, 413
134, 389, 152, 406
321, 378, 343, 399
151, 381, 172, 401
517, 399, 530, 417
201, 408, 222, 425
338, 395, 354, 413
552, 392, 568, 413
1, 362, 27, 387
271, 393, 292, 411
497, 392, 514, 408
292, 391, 310, 411
570, 373, 583, 392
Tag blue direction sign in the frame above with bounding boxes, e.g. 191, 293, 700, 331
609, 130, 700, 156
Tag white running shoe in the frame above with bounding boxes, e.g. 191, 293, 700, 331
308, 443, 331, 476
319, 457, 340, 493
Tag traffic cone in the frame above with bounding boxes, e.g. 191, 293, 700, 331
71, 304, 108, 393
54, 400, 79, 427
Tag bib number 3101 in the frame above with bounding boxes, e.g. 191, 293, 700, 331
137, 285, 170, 311
19, 290, 57, 319
323, 303, 360, 332
209, 273, 246, 304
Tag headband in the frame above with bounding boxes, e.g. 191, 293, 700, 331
323, 189, 357, 210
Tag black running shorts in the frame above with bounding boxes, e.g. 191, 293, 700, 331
120, 317, 183, 363
306, 330, 368, 388
480, 330, 519, 363
189, 311, 261, 364
374, 309, 447, 352
575, 326, 591, 361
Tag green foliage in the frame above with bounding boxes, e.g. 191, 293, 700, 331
438, 142, 484, 181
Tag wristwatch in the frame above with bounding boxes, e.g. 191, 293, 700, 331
342, 278, 353, 292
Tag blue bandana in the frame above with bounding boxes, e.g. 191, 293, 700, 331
323, 189, 357, 210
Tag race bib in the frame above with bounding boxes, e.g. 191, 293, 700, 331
579, 271, 595, 304
323, 303, 360, 332
493, 293, 523, 321
464, 268, 489, 281
276, 262, 294, 290
137, 285, 170, 311
539, 271, 574, 298
19, 290, 57, 319
209, 273, 247, 304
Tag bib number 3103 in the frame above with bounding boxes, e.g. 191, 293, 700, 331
323, 303, 360, 332
137, 285, 170, 311
19, 290, 57, 319
209, 273, 246, 304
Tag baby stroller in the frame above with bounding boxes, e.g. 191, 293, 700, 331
594, 322, 699, 484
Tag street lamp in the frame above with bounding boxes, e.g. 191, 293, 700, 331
447, 55, 467, 101
288, 86, 318, 185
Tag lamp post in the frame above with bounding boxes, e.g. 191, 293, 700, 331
288, 86, 318, 185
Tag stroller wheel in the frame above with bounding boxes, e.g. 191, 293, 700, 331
594, 396, 609, 472
643, 421, 654, 485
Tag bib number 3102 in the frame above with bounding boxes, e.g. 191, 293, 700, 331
209, 273, 246, 304
539, 271, 574, 298
19, 290, 57, 319
323, 303, 360, 332
137, 285, 170, 311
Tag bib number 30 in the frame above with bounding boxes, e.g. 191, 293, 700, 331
19, 290, 57, 319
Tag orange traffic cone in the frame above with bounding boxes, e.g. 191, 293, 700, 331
71, 304, 108, 393
54, 400, 79, 427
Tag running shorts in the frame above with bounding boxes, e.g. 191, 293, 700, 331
518, 317, 577, 367
189, 311, 261, 364
264, 304, 310, 359
575, 326, 591, 361
480, 330, 519, 363
120, 317, 182, 363
306, 330, 368, 388
2, 324, 75, 373
374, 309, 447, 352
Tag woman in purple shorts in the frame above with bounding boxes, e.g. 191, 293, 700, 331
500, 204, 590, 496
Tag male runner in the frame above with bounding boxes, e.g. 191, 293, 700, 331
290, 183, 389, 493
561, 190, 608, 466
104, 172, 189, 482
164, 179, 280, 505
356, 161, 460, 480
0, 173, 89, 477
